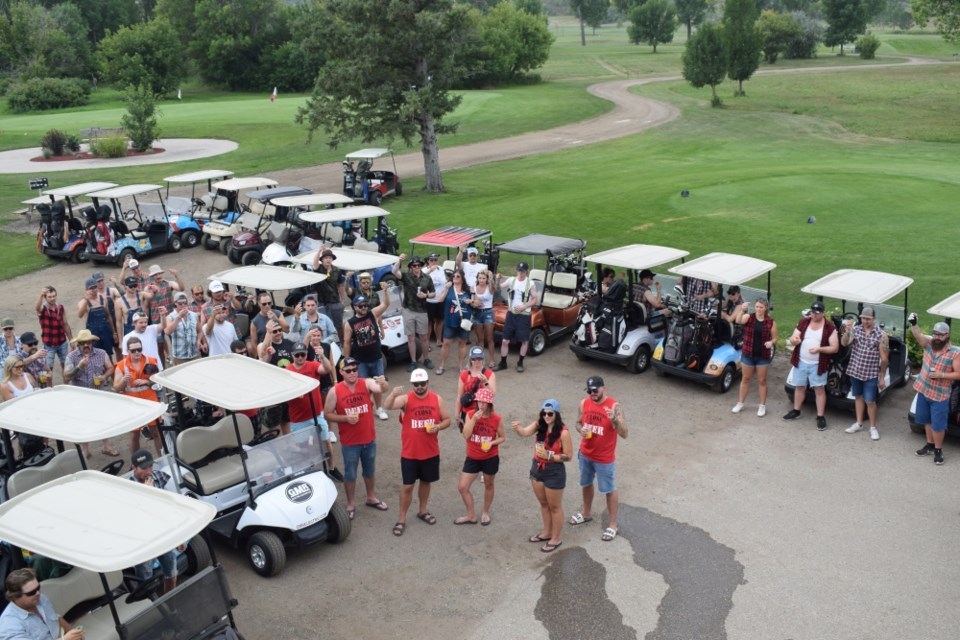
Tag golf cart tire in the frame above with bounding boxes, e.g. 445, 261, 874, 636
185, 534, 212, 575
897, 361, 912, 388
368, 190, 383, 206
909, 421, 924, 435
118, 248, 137, 266
627, 345, 652, 374
219, 237, 231, 254
241, 250, 261, 266
202, 233, 218, 250
326, 502, 352, 544
167, 235, 182, 253
181, 229, 200, 248
70, 246, 86, 264
716, 364, 736, 394
227, 249, 242, 265
395, 181, 403, 196
529, 329, 547, 356
246, 531, 286, 577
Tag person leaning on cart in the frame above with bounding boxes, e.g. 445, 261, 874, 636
0, 568, 84, 640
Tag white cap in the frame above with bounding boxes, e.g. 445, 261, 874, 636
410, 368, 429, 383
128, 259, 140, 269
209, 280, 225, 293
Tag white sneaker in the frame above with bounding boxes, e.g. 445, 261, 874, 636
757, 405, 766, 417
376, 407, 388, 421
870, 427, 880, 441
845, 422, 863, 434
731, 403, 744, 414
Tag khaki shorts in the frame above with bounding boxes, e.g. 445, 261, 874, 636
402, 308, 429, 336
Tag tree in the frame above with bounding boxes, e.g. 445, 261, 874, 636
569, 0, 608, 45
296, 0, 475, 193
682, 22, 726, 106
627, 0, 676, 52
69, 0, 139, 44
822, 0, 867, 54
912, 0, 960, 41
469, 2, 554, 83
514, 0, 546, 15
675, 0, 708, 39
97, 18, 184, 95
757, 10, 802, 63
121, 83, 161, 152
0, 1, 95, 80
784, 10, 823, 58
723, 0, 762, 95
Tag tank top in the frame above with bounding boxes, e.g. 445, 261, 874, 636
465, 410, 500, 460
8, 376, 34, 398
533, 425, 567, 469
400, 390, 442, 460
348, 313, 381, 362
580, 396, 618, 464
333, 379, 376, 446
474, 286, 493, 310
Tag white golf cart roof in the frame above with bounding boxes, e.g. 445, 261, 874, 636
927, 292, 960, 319
86, 184, 163, 199
585, 244, 689, 270
290, 246, 399, 270
0, 471, 215, 573
497, 234, 585, 256
345, 148, 392, 160
43, 182, 117, 198
212, 177, 278, 192
801, 269, 913, 305
151, 354, 318, 411
208, 264, 327, 290
164, 169, 234, 184
0, 386, 165, 441
22, 195, 52, 206
270, 193, 354, 208
299, 205, 390, 225
669, 252, 776, 285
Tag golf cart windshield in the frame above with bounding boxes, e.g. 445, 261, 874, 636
246, 430, 325, 490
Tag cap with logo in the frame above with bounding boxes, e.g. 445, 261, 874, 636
128, 259, 140, 269
352, 295, 369, 307
123, 276, 139, 288
132, 449, 154, 469
408, 256, 424, 267
291, 342, 307, 354
340, 357, 359, 370
209, 280, 225, 293
91, 271, 105, 281
410, 368, 429, 383
466, 247, 478, 255
810, 300, 825, 312
516, 262, 529, 272
585, 375, 604, 391
469, 345, 484, 360
426, 253, 440, 260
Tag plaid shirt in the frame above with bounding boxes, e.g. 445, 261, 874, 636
846, 324, 884, 382
166, 309, 200, 360
151, 280, 175, 324
687, 278, 715, 316
66, 347, 111, 389
38, 303, 67, 346
914, 343, 960, 402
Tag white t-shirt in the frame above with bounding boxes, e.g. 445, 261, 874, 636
463, 261, 484, 289
122, 325, 163, 370
506, 276, 534, 315
206, 319, 238, 356
426, 265, 448, 304
798, 325, 823, 365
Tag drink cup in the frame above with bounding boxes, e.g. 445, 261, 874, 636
535, 442, 545, 458
481, 440, 492, 452
425, 423, 435, 434
39, 372, 49, 385
583, 427, 593, 440
93, 375, 102, 387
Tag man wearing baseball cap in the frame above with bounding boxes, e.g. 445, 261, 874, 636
495, 262, 539, 373
455, 244, 484, 288
570, 375, 627, 541
392, 254, 436, 372
783, 300, 839, 431
909, 314, 960, 465
129, 449, 181, 594
78, 276, 118, 360
122, 312, 163, 369
343, 291, 391, 420
841, 307, 890, 441
115, 274, 153, 338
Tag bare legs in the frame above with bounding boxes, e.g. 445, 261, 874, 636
531, 480, 564, 545
458, 472, 495, 522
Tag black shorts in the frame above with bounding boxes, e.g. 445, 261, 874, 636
261, 403, 289, 428
426, 301, 444, 323
529, 459, 566, 490
401, 455, 440, 485
462, 456, 500, 475
503, 312, 531, 342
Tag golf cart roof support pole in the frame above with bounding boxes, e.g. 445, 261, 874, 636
70, 442, 90, 470
904, 288, 910, 331
306, 394, 328, 469
168, 390, 188, 488
98, 571, 127, 639
232, 414, 255, 503
1, 429, 17, 475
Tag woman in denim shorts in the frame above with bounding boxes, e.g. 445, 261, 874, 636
471, 270, 496, 367
732, 298, 778, 417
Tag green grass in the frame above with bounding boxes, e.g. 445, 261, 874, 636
0, 231, 52, 279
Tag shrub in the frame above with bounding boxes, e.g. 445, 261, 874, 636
6, 77, 91, 113
65, 133, 82, 153
856, 34, 881, 59
120, 84, 160, 153
784, 11, 823, 59
40, 129, 68, 156
91, 135, 128, 158
906, 326, 922, 370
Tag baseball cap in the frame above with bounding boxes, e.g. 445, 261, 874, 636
466, 247, 478, 255
859, 307, 875, 319
128, 259, 140, 269
516, 262, 529, 272
475, 388, 494, 404
84, 277, 98, 289
291, 342, 307, 354
1, 318, 13, 329
586, 375, 604, 391
209, 280, 225, 293
174, 291, 188, 301
410, 368, 429, 383
352, 295, 369, 306
541, 398, 560, 412
19, 331, 37, 346
340, 356, 359, 370
91, 271, 105, 281
469, 345, 484, 360
409, 256, 424, 266
810, 300, 825, 312
123, 276, 139, 288
933, 322, 951, 335
426, 253, 440, 260
131, 312, 148, 322
131, 449, 154, 469
638, 269, 655, 279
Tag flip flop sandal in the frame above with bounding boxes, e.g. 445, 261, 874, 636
101, 446, 120, 457
365, 499, 389, 511
454, 516, 478, 525
541, 541, 562, 553
480, 516, 491, 527
569, 512, 593, 525
393, 522, 405, 537
416, 512, 437, 525
602, 527, 618, 541
435, 368, 444, 375
529, 534, 550, 543
346, 508, 355, 521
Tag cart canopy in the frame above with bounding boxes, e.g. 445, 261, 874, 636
801, 269, 913, 305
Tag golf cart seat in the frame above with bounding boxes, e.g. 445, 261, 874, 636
201, 193, 229, 212
352, 237, 379, 253
442, 260, 456, 275
43, 567, 154, 639
541, 272, 578, 309
529, 268, 548, 287
6, 449, 83, 499
323, 226, 344, 244
177, 414, 255, 495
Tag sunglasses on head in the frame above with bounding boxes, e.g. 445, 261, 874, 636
21, 585, 40, 597
412, 381, 428, 388
128, 348, 143, 354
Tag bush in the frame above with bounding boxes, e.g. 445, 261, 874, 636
856, 34, 881, 59
40, 129, 68, 156
6, 77, 91, 113
906, 326, 923, 370
91, 135, 128, 158
65, 133, 82, 153
783, 11, 823, 60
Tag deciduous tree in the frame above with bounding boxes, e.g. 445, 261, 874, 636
97, 18, 184, 95
723, 0, 761, 95
912, 0, 960, 41
675, 0, 708, 39
627, 0, 676, 52
823, 0, 867, 54
682, 22, 726, 106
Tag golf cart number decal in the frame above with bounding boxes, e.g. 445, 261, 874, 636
285, 481, 314, 503
384, 317, 402, 329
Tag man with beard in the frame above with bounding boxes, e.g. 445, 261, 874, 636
201, 280, 241, 328
204, 302, 240, 357
909, 315, 960, 465
383, 368, 451, 536
35, 285, 73, 378
343, 289, 391, 420
392, 255, 435, 373
165, 291, 204, 365
142, 265, 185, 364
15, 331, 49, 386
64, 329, 117, 457
290, 295, 337, 344
248, 292, 290, 354
841, 307, 889, 441
77, 276, 118, 362
311, 248, 347, 344
783, 300, 839, 431
114, 336, 162, 456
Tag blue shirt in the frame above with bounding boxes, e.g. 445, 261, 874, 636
0, 593, 60, 640
292, 311, 338, 344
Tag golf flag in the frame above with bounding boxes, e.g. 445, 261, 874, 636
177, 88, 182, 100
270, 87, 277, 102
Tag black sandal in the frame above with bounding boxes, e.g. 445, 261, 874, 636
416, 512, 437, 525
392, 522, 405, 536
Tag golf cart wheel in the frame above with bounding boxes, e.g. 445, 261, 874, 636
395, 181, 403, 196
202, 233, 218, 250
326, 502, 352, 544
379, 273, 398, 287
167, 235, 182, 253
909, 422, 924, 435
897, 359, 912, 388
246, 531, 286, 577
227, 249, 242, 265
181, 229, 200, 248
241, 250, 261, 266
368, 190, 383, 206
118, 248, 137, 266
219, 237, 231, 254
627, 345, 652, 374
185, 534, 212, 575
716, 364, 736, 394
529, 328, 547, 356
70, 246, 87, 264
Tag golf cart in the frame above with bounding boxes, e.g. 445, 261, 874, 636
0, 471, 242, 640
491, 233, 588, 356
907, 291, 960, 437
409, 227, 496, 275
227, 186, 313, 266
35, 182, 117, 263
784, 269, 913, 410
343, 148, 402, 205
651, 252, 777, 393
152, 355, 351, 577
201, 177, 279, 252
83, 184, 183, 264
163, 170, 235, 248
570, 244, 690, 373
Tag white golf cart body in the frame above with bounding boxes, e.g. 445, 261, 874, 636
201, 177, 279, 248
571, 244, 689, 373
261, 202, 387, 266
785, 269, 914, 409
151, 354, 350, 577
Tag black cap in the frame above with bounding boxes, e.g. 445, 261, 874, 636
638, 269, 655, 279
291, 342, 307, 354
124, 276, 139, 288
340, 356, 359, 370
409, 256, 423, 266
132, 449, 154, 469
810, 300, 825, 312
586, 375, 604, 391
19, 331, 38, 346
352, 295, 369, 306
517, 262, 529, 272
426, 252, 440, 260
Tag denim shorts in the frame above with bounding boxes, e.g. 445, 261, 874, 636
443, 324, 470, 341
341, 440, 377, 482
578, 451, 616, 494
850, 377, 879, 403
741, 354, 771, 367
290, 415, 332, 441
358, 358, 384, 378
44, 341, 69, 368
915, 394, 949, 432
792, 361, 827, 388
473, 308, 493, 325
135, 549, 178, 580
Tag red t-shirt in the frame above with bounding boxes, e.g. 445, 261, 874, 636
533, 425, 568, 465
400, 390, 442, 460
579, 395, 618, 464
333, 379, 376, 446
458, 369, 491, 414
465, 409, 501, 460
286, 360, 324, 424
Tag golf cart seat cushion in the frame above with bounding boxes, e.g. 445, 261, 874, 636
324, 226, 343, 244
541, 272, 577, 309
528, 268, 547, 286
7, 449, 83, 499
631, 301, 648, 326
352, 238, 379, 253
442, 260, 456, 275
177, 414, 255, 494
47, 568, 153, 639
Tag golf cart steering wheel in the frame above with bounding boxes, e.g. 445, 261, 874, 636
125, 572, 162, 603
100, 459, 125, 476
251, 428, 280, 446
840, 311, 859, 325
123, 209, 137, 222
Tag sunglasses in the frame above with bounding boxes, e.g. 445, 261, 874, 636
355, 304, 369, 309
342, 367, 358, 374
128, 348, 143, 354
175, 300, 187, 305
271, 329, 282, 334
587, 388, 600, 393
21, 585, 40, 597
412, 382, 428, 388
453, 274, 462, 278
192, 292, 204, 296
12, 364, 24, 370
293, 352, 307, 358
260, 302, 272, 306
541, 411, 555, 417
811, 309, 824, 314
933, 332, 949, 337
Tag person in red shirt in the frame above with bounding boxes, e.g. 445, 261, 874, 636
323, 357, 389, 521
455, 387, 504, 526
383, 368, 451, 537
569, 375, 628, 542
286, 341, 343, 483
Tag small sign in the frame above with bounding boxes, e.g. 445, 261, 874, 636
29, 178, 48, 190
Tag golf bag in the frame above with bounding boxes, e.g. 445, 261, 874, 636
595, 279, 627, 353
38, 203, 67, 250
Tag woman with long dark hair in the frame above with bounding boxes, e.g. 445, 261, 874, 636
435, 268, 473, 375
512, 399, 573, 553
